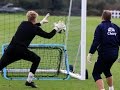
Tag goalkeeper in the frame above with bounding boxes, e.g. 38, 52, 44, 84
0, 10, 66, 88
87, 10, 120, 90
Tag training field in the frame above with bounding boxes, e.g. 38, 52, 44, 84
0, 14, 120, 90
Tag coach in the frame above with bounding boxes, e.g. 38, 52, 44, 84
87, 10, 120, 90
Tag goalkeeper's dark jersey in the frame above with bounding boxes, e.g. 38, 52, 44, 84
9, 21, 56, 49
89, 20, 120, 55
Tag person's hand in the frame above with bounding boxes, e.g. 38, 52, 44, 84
40, 13, 50, 25
87, 53, 93, 64
54, 21, 66, 33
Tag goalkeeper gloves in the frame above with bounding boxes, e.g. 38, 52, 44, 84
87, 53, 93, 64
40, 13, 50, 25
54, 21, 66, 33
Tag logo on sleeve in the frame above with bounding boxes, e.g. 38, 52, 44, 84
107, 27, 117, 36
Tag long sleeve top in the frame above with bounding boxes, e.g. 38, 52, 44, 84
89, 20, 120, 55
9, 21, 56, 48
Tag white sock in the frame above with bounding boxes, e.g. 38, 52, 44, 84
27, 72, 34, 83
101, 89, 105, 90
109, 86, 114, 90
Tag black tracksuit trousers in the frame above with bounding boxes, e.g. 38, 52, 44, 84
0, 45, 40, 74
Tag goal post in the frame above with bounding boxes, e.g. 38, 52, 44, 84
79, 0, 87, 80
66, 0, 87, 80
0, 0, 87, 80
2, 44, 70, 80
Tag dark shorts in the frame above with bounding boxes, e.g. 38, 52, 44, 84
92, 51, 118, 81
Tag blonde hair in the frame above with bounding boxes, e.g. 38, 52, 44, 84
26, 10, 38, 22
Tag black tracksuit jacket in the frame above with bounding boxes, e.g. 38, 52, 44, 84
9, 21, 56, 49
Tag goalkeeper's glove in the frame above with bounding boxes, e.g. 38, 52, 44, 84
40, 13, 50, 25
54, 21, 66, 33
87, 53, 93, 64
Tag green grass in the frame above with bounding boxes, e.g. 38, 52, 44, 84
0, 14, 120, 90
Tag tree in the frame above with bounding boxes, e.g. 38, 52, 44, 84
49, 0, 63, 10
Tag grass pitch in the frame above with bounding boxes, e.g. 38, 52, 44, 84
0, 14, 120, 90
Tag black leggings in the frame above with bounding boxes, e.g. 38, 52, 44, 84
0, 47, 40, 74
92, 53, 118, 82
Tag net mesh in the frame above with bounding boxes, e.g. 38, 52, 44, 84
0, 3, 69, 80
67, 0, 81, 73
3, 45, 67, 79
0, 0, 83, 80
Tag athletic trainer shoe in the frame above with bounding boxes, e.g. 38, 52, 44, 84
25, 81, 38, 88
